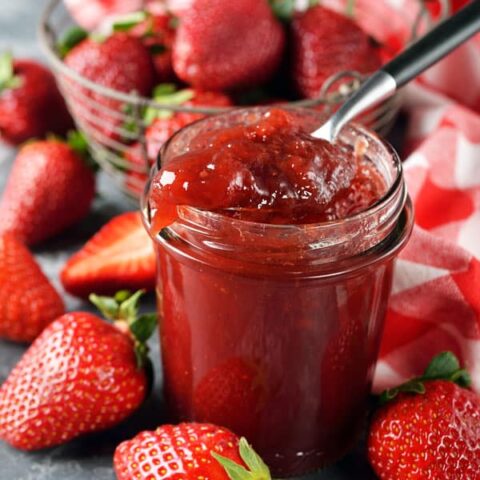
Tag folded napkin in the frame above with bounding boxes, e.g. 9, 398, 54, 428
374, 24, 480, 392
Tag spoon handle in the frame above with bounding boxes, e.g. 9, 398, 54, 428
384, 0, 480, 87
312, 0, 480, 142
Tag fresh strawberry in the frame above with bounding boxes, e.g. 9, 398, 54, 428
368, 352, 480, 480
113, 11, 176, 82
114, 423, 273, 480
0, 290, 156, 450
144, 85, 232, 161
0, 234, 64, 343
192, 358, 264, 439
63, 32, 155, 141
0, 135, 95, 245
172, 0, 285, 91
61, 211, 156, 298
291, 6, 382, 99
0, 53, 73, 145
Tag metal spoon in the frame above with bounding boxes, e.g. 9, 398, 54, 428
312, 0, 480, 142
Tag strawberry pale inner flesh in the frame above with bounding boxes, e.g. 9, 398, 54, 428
149, 108, 386, 229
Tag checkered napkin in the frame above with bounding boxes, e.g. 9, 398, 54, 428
373, 28, 480, 392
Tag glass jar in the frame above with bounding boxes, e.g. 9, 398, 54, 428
142, 108, 414, 477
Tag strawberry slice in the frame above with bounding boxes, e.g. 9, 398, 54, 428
61, 211, 156, 298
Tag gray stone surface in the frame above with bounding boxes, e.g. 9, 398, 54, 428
0, 1, 377, 478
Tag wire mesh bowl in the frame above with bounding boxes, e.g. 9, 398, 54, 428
39, 0, 448, 202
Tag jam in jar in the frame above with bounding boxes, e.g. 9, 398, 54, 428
142, 108, 413, 477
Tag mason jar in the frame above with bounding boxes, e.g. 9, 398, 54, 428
142, 108, 413, 477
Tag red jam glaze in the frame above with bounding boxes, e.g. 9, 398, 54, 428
149, 108, 386, 229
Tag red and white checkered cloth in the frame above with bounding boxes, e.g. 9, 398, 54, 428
374, 13, 480, 391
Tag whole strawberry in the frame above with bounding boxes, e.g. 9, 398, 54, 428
0, 290, 156, 450
114, 423, 273, 480
63, 32, 155, 141
0, 53, 73, 145
368, 352, 480, 479
144, 85, 232, 161
113, 11, 176, 82
0, 234, 64, 342
0, 135, 95, 245
172, 0, 285, 91
291, 6, 382, 99
61, 211, 156, 298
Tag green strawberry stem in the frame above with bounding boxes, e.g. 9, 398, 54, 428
380, 351, 472, 404
90, 290, 157, 369
57, 26, 88, 58
144, 83, 195, 124
112, 11, 149, 32
213, 438, 272, 480
0, 52, 22, 92
269, 0, 319, 21
345, 0, 356, 17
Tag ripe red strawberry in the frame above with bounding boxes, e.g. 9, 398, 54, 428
368, 352, 480, 480
0, 136, 95, 245
145, 85, 232, 161
0, 234, 64, 343
193, 358, 264, 439
0, 53, 73, 145
113, 11, 176, 82
0, 290, 156, 450
63, 32, 155, 141
291, 6, 382, 99
114, 423, 273, 480
172, 0, 285, 91
61, 211, 156, 298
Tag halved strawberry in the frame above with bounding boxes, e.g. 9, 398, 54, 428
61, 211, 155, 298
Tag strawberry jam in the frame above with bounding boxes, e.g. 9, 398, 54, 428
143, 108, 413, 476
149, 109, 386, 228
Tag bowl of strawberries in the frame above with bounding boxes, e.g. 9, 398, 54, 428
39, 0, 447, 201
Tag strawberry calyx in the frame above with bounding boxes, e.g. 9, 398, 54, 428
57, 26, 88, 57
380, 351, 472, 404
89, 289, 157, 369
0, 52, 22, 92
269, 0, 319, 21
112, 11, 149, 32
212, 437, 272, 480
144, 83, 195, 124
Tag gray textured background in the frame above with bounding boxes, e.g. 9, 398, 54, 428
0, 1, 377, 478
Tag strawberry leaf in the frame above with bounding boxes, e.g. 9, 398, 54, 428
118, 289, 145, 323
89, 293, 120, 319
212, 452, 252, 480
269, 0, 296, 21
345, 0, 356, 17
130, 313, 157, 343
113, 11, 148, 32
379, 351, 472, 404
423, 351, 460, 379
58, 26, 88, 57
213, 438, 271, 480
0, 52, 22, 91
239, 438, 271, 478
144, 84, 195, 125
